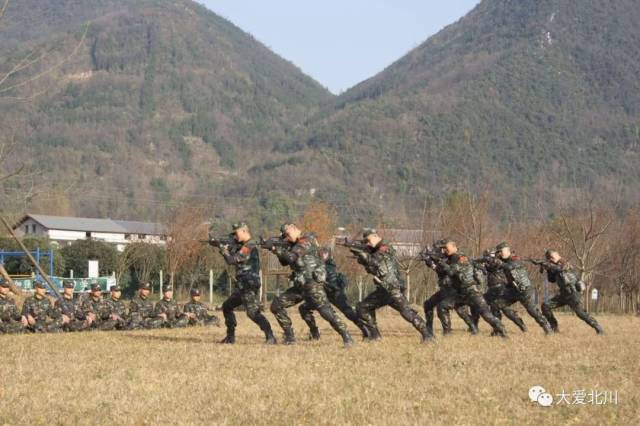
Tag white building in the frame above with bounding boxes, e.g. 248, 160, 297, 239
13, 214, 167, 252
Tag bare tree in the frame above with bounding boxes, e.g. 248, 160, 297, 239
165, 207, 208, 290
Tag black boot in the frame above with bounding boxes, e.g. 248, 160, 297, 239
309, 326, 321, 341
341, 330, 354, 348
283, 329, 296, 345
265, 330, 277, 345
220, 330, 235, 344
367, 326, 382, 341
420, 327, 434, 344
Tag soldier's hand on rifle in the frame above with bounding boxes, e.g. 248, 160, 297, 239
21, 315, 29, 326
110, 314, 121, 321
62, 314, 71, 324
159, 312, 168, 321
27, 314, 36, 325
87, 312, 96, 324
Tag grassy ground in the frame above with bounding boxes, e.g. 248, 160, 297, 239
0, 309, 637, 425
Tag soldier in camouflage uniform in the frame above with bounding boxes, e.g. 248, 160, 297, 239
269, 223, 353, 346
54, 280, 89, 332
488, 243, 551, 334
471, 250, 527, 333
154, 285, 189, 328
299, 247, 369, 340
21, 280, 63, 333
183, 288, 219, 327
218, 222, 275, 344
99, 285, 129, 331
539, 250, 604, 334
423, 240, 477, 336
128, 282, 163, 330
352, 229, 433, 343
80, 283, 105, 329
0, 279, 26, 334
437, 240, 507, 338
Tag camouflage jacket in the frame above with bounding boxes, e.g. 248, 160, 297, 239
274, 233, 326, 286
81, 296, 104, 318
129, 295, 156, 319
499, 256, 532, 292
21, 295, 60, 322
354, 241, 404, 291
325, 258, 347, 291
222, 241, 261, 290
0, 294, 22, 322
101, 297, 128, 320
485, 261, 508, 288
54, 296, 83, 320
545, 260, 579, 295
440, 253, 476, 291
154, 298, 184, 321
183, 300, 212, 319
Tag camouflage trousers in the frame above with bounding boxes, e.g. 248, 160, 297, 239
222, 289, 272, 337
270, 282, 349, 340
0, 321, 26, 334
456, 286, 507, 337
63, 319, 91, 332
299, 286, 369, 338
490, 286, 551, 334
27, 319, 64, 333
98, 318, 129, 331
471, 285, 527, 332
188, 314, 220, 327
357, 285, 430, 339
127, 315, 164, 330
542, 291, 603, 334
423, 286, 476, 335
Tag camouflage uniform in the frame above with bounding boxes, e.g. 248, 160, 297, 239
99, 296, 129, 331
270, 233, 352, 345
0, 291, 25, 334
541, 260, 603, 334
54, 295, 89, 332
183, 292, 219, 327
154, 296, 189, 328
299, 255, 369, 339
354, 240, 432, 342
128, 294, 163, 330
423, 252, 477, 336
220, 240, 274, 343
21, 294, 63, 333
471, 258, 527, 332
80, 294, 106, 330
439, 253, 507, 337
490, 256, 551, 334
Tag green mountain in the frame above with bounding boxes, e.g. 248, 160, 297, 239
0, 0, 332, 221
253, 0, 640, 221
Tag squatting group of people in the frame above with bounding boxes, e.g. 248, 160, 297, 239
1, 222, 604, 345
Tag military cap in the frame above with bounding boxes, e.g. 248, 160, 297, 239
139, 282, 152, 290
190, 287, 201, 296
62, 280, 75, 289
439, 238, 455, 246
162, 285, 173, 292
362, 228, 377, 238
90, 283, 101, 292
435, 239, 449, 248
110, 285, 122, 292
0, 279, 10, 288
34, 280, 46, 289
232, 222, 248, 231
495, 242, 510, 251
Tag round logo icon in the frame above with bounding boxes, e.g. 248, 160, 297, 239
529, 386, 546, 402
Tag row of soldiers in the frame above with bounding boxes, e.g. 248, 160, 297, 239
0, 280, 219, 334
2, 221, 604, 344
212, 222, 604, 347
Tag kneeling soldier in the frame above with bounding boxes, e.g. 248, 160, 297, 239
100, 285, 129, 331
0, 279, 26, 334
21, 280, 63, 333
154, 285, 189, 328
183, 288, 219, 326
55, 280, 89, 332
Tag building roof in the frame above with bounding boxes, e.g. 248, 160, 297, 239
14, 214, 166, 235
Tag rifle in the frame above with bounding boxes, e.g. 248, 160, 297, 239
259, 236, 291, 251
206, 234, 237, 249
335, 236, 368, 252
524, 258, 548, 274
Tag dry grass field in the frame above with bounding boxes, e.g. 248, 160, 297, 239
0, 310, 638, 425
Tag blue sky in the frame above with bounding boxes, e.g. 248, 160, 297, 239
199, 1, 480, 94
